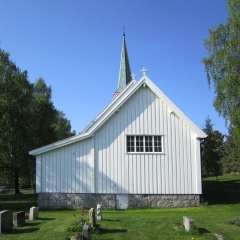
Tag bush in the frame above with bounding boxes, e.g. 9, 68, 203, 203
229, 217, 240, 226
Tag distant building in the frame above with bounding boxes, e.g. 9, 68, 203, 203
29, 34, 207, 209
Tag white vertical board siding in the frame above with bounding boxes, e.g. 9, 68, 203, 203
195, 137, 202, 193
95, 86, 201, 194
39, 137, 94, 193
36, 155, 42, 193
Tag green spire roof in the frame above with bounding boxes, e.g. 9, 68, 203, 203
114, 33, 132, 95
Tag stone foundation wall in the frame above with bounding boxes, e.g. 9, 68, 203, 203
38, 193, 116, 209
129, 194, 200, 208
38, 193, 200, 209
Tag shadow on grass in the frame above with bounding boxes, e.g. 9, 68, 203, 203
25, 222, 41, 227
100, 228, 127, 234
198, 227, 210, 234
102, 219, 122, 222
7, 227, 40, 234
202, 179, 240, 205
38, 217, 55, 220
0, 193, 36, 212
0, 203, 36, 213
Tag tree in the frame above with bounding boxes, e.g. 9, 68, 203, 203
0, 50, 76, 193
202, 117, 224, 181
26, 79, 76, 189
222, 126, 240, 173
32, 77, 58, 148
0, 48, 35, 193
32, 78, 76, 147
202, 0, 240, 153
54, 110, 76, 141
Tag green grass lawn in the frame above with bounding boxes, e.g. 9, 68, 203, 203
1, 175, 240, 240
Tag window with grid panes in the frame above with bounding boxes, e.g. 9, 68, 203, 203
136, 136, 144, 152
126, 135, 162, 153
127, 136, 135, 152
154, 136, 162, 152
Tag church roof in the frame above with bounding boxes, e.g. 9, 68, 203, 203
28, 34, 207, 156
29, 75, 207, 156
114, 33, 132, 95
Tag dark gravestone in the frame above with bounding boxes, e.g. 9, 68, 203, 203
82, 224, 91, 240
13, 211, 25, 227
0, 210, 13, 233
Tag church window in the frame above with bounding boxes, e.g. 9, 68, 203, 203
154, 136, 162, 152
126, 135, 162, 153
136, 136, 144, 152
127, 136, 135, 152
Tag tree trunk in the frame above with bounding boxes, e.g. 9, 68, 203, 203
14, 170, 20, 194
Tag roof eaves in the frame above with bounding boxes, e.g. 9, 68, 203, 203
81, 80, 137, 134
29, 132, 90, 156
84, 78, 146, 134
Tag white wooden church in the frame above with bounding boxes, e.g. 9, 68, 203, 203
29, 34, 207, 209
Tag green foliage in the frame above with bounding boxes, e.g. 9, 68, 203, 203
66, 209, 100, 238
53, 111, 76, 141
222, 126, 240, 173
90, 224, 101, 234
0, 48, 35, 193
202, 117, 224, 180
32, 77, 58, 148
0, 49, 75, 193
66, 218, 84, 232
229, 217, 240, 226
32, 78, 76, 148
202, 0, 240, 154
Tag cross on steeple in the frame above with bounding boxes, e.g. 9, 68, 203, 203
131, 73, 136, 80
140, 67, 147, 75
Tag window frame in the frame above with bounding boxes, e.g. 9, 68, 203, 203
126, 135, 163, 154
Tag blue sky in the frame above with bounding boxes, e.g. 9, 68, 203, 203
0, 0, 229, 135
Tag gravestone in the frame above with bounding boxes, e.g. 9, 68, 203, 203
97, 204, 102, 221
0, 210, 13, 233
13, 211, 25, 227
29, 207, 39, 220
213, 234, 225, 240
82, 224, 91, 240
183, 216, 194, 231
89, 208, 95, 227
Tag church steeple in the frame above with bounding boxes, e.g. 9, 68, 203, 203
114, 32, 132, 98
